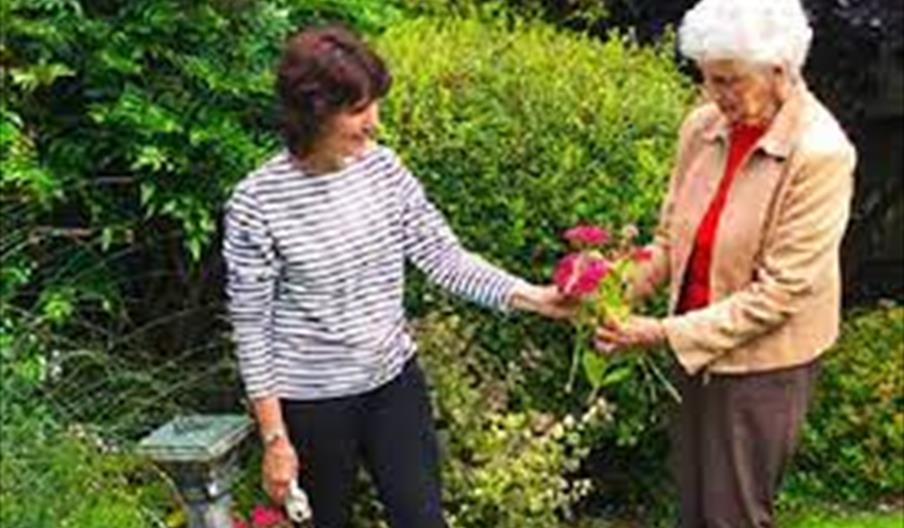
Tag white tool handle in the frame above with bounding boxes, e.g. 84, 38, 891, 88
285, 479, 313, 523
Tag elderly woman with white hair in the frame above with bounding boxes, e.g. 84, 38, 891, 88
594, 0, 857, 525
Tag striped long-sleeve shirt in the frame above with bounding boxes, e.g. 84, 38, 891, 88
223, 145, 524, 401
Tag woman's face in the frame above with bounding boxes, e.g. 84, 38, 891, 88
699, 59, 785, 126
314, 99, 380, 161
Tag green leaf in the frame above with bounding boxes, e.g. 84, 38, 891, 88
130, 145, 171, 172
96, 46, 143, 76
10, 63, 75, 92
581, 349, 608, 389
13, 354, 47, 387
187, 237, 202, 262
600, 364, 632, 387
40, 288, 75, 326
139, 182, 156, 207
100, 227, 114, 251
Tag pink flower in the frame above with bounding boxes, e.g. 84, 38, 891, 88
632, 246, 654, 262
553, 253, 611, 297
232, 515, 249, 528
250, 505, 286, 528
573, 258, 610, 295
553, 253, 579, 291
564, 224, 608, 247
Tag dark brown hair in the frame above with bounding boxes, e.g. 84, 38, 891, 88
276, 25, 391, 155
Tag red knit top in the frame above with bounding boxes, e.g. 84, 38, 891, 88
677, 123, 767, 314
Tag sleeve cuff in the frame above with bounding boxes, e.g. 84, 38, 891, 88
662, 316, 716, 376
498, 277, 530, 314
244, 381, 278, 401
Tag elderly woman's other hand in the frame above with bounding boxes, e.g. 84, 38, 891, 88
594, 315, 666, 353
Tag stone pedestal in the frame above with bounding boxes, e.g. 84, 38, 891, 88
138, 414, 253, 528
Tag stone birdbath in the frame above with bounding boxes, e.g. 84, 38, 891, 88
138, 414, 253, 528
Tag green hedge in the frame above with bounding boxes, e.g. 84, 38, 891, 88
785, 305, 904, 506
378, 17, 691, 280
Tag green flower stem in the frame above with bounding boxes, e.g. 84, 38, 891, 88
641, 352, 682, 404
564, 324, 585, 394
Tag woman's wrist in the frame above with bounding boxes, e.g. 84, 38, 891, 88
507, 281, 538, 312
261, 427, 289, 448
252, 396, 290, 449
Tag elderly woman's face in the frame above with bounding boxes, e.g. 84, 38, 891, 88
700, 60, 783, 126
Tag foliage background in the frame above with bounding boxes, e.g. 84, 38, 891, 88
2, 1, 901, 526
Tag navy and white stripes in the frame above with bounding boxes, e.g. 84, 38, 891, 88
224, 145, 523, 401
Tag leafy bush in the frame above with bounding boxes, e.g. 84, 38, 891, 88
2, 0, 405, 339
785, 305, 904, 505
0, 313, 172, 528
0, 417, 168, 528
414, 313, 604, 527
378, 17, 691, 278
1, 0, 416, 407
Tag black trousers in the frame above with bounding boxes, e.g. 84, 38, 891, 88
281, 358, 446, 528
672, 360, 821, 528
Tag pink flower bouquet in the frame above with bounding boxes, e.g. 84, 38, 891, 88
552, 223, 652, 392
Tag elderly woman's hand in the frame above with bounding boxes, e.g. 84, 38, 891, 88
594, 315, 666, 353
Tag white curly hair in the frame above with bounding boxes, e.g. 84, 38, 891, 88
679, 0, 813, 76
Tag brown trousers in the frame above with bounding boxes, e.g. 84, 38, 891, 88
671, 360, 820, 528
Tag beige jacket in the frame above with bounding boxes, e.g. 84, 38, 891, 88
637, 84, 857, 375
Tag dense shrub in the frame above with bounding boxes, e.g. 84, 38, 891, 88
378, 17, 691, 275
2, 0, 404, 353
0, 312, 171, 527
414, 313, 604, 527
0, 417, 167, 528
785, 305, 904, 505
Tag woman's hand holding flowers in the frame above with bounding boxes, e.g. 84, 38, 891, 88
595, 315, 666, 353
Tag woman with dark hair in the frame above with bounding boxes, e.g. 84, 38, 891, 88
223, 26, 570, 527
